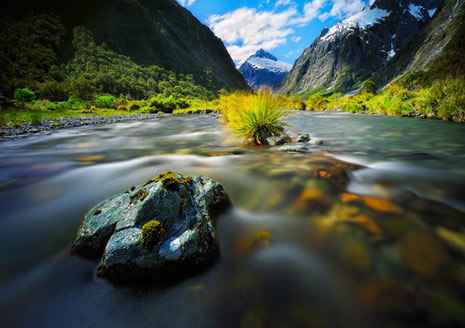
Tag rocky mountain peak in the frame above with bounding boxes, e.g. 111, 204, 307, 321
239, 50, 292, 90
252, 49, 279, 61
279, 0, 444, 95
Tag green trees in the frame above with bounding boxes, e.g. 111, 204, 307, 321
14, 88, 36, 102
0, 14, 66, 95
0, 15, 221, 101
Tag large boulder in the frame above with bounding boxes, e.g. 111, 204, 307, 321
72, 171, 231, 282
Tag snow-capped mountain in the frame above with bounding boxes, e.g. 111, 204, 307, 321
279, 0, 443, 94
239, 49, 292, 90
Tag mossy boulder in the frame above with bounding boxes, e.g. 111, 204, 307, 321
72, 171, 231, 283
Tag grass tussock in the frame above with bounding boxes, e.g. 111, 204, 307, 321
219, 89, 288, 145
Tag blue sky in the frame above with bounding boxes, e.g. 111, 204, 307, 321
177, 0, 372, 65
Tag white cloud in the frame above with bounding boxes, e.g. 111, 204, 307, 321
275, 0, 292, 7
208, 0, 370, 63
327, 0, 366, 18
289, 0, 328, 25
208, 7, 297, 63
177, 0, 196, 7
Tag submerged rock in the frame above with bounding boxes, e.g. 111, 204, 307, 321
266, 134, 292, 146
279, 143, 312, 153
308, 138, 323, 145
72, 171, 231, 282
296, 134, 310, 143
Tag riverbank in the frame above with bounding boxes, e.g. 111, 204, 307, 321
0, 108, 224, 140
0, 113, 166, 140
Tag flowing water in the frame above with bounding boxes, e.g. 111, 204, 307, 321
1, 112, 465, 327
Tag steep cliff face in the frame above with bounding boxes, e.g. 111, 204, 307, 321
279, 0, 443, 95
238, 49, 292, 90
372, 0, 465, 86
0, 0, 249, 94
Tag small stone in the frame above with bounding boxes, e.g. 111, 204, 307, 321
266, 134, 292, 146
296, 134, 310, 143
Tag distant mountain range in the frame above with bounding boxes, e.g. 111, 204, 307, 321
238, 49, 292, 90
279, 0, 448, 95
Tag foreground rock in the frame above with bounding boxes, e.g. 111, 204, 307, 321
72, 171, 231, 283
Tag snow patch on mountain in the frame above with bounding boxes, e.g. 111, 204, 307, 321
321, 7, 390, 42
247, 56, 292, 73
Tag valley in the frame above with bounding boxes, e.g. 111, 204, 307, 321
0, 0, 465, 328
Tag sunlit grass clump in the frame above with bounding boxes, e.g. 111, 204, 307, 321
220, 89, 288, 145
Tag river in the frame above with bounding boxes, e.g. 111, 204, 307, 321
1, 112, 465, 327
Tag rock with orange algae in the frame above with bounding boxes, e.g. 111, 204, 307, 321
344, 214, 383, 241
361, 195, 402, 213
294, 188, 329, 213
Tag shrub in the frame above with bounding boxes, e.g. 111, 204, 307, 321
297, 100, 307, 111
128, 102, 141, 112
175, 98, 190, 109
95, 95, 115, 108
37, 81, 70, 101
14, 88, 36, 102
386, 84, 413, 100
161, 95, 177, 113
342, 97, 365, 113
359, 80, 377, 95
307, 92, 328, 111
226, 89, 288, 145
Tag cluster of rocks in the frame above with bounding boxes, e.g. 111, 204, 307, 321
72, 171, 231, 283
0, 113, 166, 140
266, 132, 324, 153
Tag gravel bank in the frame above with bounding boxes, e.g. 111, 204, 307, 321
0, 113, 168, 140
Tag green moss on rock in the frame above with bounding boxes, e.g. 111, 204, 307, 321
141, 220, 165, 249
131, 189, 149, 203
143, 170, 192, 191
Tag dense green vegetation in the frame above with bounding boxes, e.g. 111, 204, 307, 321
299, 78, 465, 123
0, 14, 222, 102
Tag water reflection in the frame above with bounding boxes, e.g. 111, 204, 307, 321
1, 113, 465, 327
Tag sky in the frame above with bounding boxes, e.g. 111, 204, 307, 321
176, 0, 373, 65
